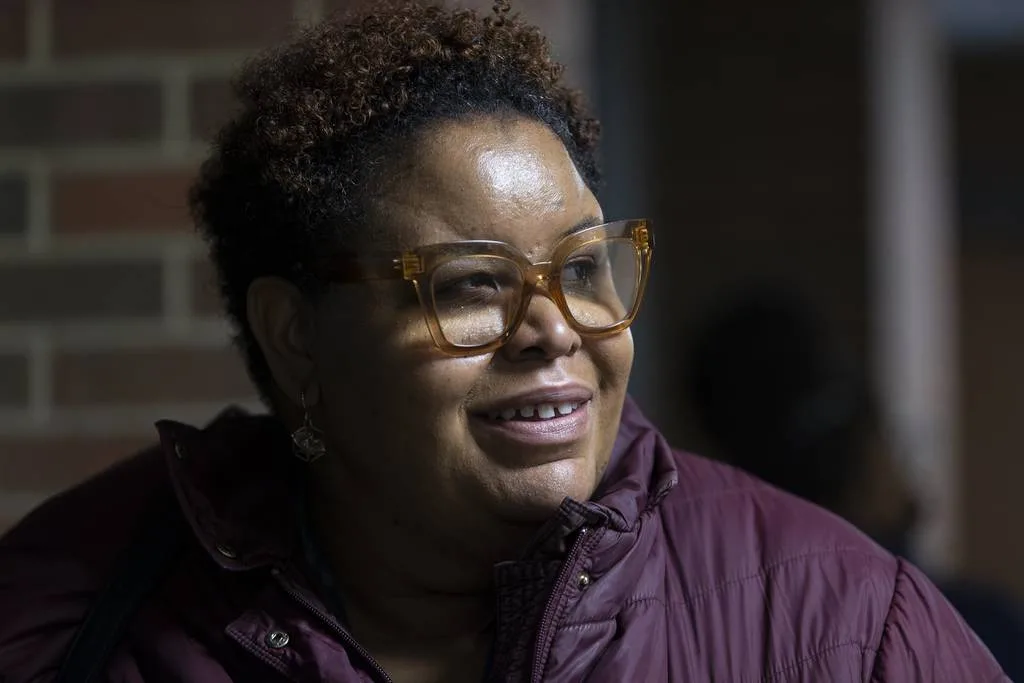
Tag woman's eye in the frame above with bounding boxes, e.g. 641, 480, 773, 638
457, 273, 500, 290
435, 273, 501, 298
564, 258, 598, 282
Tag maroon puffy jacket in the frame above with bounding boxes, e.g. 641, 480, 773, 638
0, 399, 1007, 681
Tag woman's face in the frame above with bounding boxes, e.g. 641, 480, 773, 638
262, 117, 634, 558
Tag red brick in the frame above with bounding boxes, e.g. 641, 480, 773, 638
0, 172, 28, 235
0, 352, 28, 408
52, 169, 195, 234
0, 82, 162, 148
0, 436, 151, 492
0, 261, 163, 322
192, 259, 223, 316
0, 0, 27, 60
53, 347, 255, 406
53, 0, 294, 57
190, 78, 235, 141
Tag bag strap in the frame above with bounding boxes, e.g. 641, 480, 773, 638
56, 492, 186, 683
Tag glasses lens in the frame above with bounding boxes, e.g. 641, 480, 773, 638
561, 237, 640, 329
430, 255, 523, 347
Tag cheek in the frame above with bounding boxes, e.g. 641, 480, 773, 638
312, 298, 490, 422
313, 288, 426, 375
592, 330, 634, 389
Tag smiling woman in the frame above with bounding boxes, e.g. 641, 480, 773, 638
0, 1, 1008, 682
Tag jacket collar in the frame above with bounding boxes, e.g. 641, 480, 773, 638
156, 396, 679, 571
593, 395, 680, 529
156, 407, 299, 571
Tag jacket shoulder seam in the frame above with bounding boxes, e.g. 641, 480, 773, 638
750, 639, 874, 683
563, 547, 891, 627
661, 483, 768, 510
684, 546, 890, 612
867, 556, 902, 681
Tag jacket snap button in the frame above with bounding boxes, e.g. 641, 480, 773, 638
266, 630, 290, 649
577, 572, 592, 589
215, 543, 237, 559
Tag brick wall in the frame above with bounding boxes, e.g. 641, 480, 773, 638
0, 0, 592, 532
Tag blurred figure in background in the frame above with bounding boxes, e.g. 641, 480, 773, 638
682, 286, 1024, 678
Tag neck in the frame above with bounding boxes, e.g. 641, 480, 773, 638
304, 471, 533, 645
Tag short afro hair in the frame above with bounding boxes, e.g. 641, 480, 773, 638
189, 0, 602, 405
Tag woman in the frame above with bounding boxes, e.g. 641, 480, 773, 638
0, 2, 1006, 681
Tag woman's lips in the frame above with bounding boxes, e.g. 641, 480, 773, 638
484, 399, 586, 421
470, 399, 592, 447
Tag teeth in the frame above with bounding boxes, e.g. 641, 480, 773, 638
487, 401, 585, 421
556, 402, 576, 416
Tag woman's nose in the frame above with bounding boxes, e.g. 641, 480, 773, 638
498, 288, 582, 361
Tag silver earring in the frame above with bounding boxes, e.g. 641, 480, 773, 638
291, 391, 326, 463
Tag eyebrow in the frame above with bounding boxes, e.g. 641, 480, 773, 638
563, 216, 604, 238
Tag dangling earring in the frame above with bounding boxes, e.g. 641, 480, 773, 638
291, 390, 326, 463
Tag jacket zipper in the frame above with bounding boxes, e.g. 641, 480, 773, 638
529, 526, 590, 683
273, 568, 396, 683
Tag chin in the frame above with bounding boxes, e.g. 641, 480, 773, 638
496, 458, 600, 522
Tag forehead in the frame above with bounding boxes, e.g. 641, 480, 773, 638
369, 116, 601, 256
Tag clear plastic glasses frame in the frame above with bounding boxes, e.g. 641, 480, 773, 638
322, 219, 653, 356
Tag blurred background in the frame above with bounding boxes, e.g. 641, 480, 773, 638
0, 0, 1021, 608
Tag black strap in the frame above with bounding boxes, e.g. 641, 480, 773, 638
55, 493, 186, 683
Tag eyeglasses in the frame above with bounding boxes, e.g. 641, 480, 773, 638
323, 219, 654, 356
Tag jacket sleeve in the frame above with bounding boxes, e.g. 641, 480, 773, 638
869, 558, 1009, 682
0, 537, 76, 680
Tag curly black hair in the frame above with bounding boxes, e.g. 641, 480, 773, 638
190, 0, 601, 405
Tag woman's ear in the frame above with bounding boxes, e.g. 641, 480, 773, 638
246, 276, 319, 405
